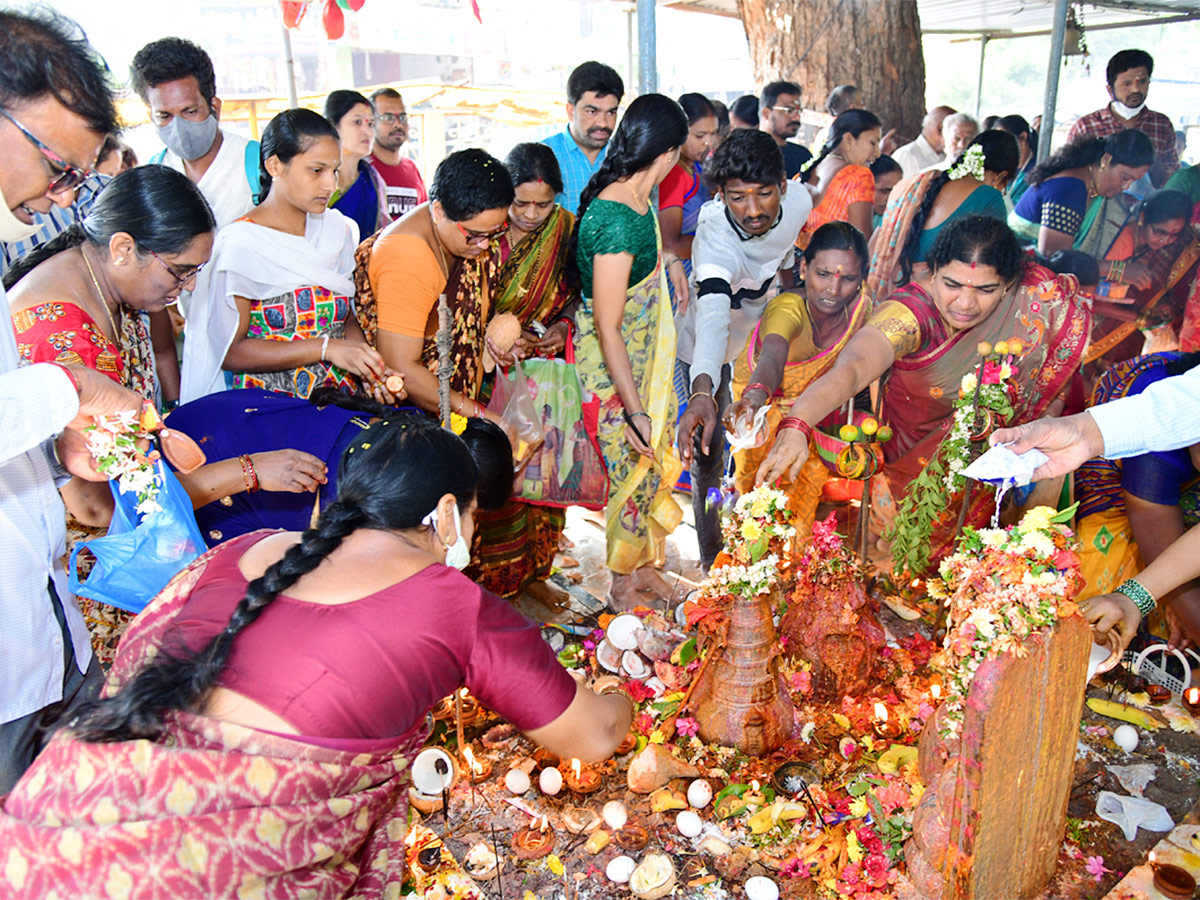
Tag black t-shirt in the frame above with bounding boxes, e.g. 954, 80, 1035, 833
782, 142, 814, 179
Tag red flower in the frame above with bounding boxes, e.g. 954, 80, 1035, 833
633, 713, 654, 735
623, 680, 657, 703
1052, 548, 1080, 570
863, 853, 889, 882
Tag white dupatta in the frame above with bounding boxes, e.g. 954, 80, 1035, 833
180, 209, 360, 403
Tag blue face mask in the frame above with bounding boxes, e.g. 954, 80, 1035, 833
422, 504, 471, 570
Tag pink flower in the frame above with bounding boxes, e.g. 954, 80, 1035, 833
791, 671, 813, 695
1086, 856, 1110, 882
981, 360, 1003, 385
633, 713, 654, 735
917, 702, 935, 721
863, 853, 889, 883
675, 716, 699, 737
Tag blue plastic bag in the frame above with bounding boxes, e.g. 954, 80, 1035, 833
69, 460, 206, 614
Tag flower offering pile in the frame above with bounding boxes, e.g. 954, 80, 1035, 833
85, 404, 166, 516
928, 505, 1084, 734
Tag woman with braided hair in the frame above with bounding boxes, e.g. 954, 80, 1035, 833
867, 129, 1017, 299
571, 92, 689, 610
0, 413, 632, 898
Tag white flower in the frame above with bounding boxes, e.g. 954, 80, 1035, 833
960, 372, 978, 394
1018, 530, 1056, 558
965, 608, 997, 639
980, 529, 1008, 548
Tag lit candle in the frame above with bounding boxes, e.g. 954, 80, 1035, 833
1149, 851, 1198, 900
1184, 687, 1200, 715
931, 683, 942, 701
873, 702, 902, 739
564, 757, 601, 794
512, 815, 556, 860
461, 747, 492, 784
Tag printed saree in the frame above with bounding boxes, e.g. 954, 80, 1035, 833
0, 540, 428, 900
866, 170, 941, 300
730, 289, 872, 535
574, 222, 683, 574
880, 265, 1092, 573
472, 207, 576, 597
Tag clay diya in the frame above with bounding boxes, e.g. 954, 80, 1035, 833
873, 703, 904, 739
461, 747, 492, 784
614, 732, 638, 756
1147, 684, 1172, 706
772, 761, 822, 797
614, 823, 650, 852
1184, 688, 1200, 716
512, 815, 556, 860
564, 758, 602, 794
531, 746, 560, 771
1149, 852, 1197, 899
481, 723, 517, 748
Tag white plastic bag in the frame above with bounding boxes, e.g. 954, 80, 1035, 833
1095, 790, 1174, 841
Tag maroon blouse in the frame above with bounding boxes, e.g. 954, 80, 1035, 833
169, 532, 577, 740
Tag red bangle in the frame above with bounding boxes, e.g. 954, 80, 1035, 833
777, 417, 813, 440
52, 363, 81, 396
743, 382, 772, 399
239, 454, 260, 492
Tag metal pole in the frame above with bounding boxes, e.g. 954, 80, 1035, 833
281, 23, 299, 108
637, 0, 657, 95
626, 7, 635, 93
1038, 0, 1070, 162
974, 34, 989, 120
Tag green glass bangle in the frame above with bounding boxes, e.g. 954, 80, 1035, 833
1114, 579, 1156, 617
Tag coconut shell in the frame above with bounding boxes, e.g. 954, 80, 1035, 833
630, 854, 676, 900
483, 312, 522, 372
626, 743, 701, 794
408, 788, 443, 815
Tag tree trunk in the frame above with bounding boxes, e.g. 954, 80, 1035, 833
735, 0, 927, 145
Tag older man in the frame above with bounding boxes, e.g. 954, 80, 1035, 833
891, 105, 956, 178
923, 112, 978, 172
1068, 49, 1180, 187
0, 8, 146, 792
368, 87, 427, 219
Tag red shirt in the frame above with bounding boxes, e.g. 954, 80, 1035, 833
1066, 105, 1180, 177
170, 532, 576, 740
368, 154, 428, 219
658, 163, 699, 211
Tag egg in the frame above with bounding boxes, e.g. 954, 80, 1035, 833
687, 779, 713, 809
602, 800, 628, 830
606, 856, 637, 884
539, 767, 563, 796
744, 875, 780, 900
504, 769, 531, 794
676, 809, 703, 838
1113, 724, 1139, 753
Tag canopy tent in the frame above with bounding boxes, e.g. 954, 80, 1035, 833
640, 0, 1200, 159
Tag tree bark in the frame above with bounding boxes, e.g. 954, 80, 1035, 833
735, 0, 927, 145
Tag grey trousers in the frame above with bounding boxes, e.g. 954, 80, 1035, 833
0, 580, 103, 794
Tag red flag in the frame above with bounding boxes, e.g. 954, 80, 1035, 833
470, 0, 482, 23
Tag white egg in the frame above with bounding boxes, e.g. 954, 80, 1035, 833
538, 767, 563, 796
602, 800, 628, 830
606, 856, 637, 884
1113, 724, 1139, 753
676, 809, 703, 838
504, 768, 531, 794
687, 778, 713, 809
744, 875, 780, 900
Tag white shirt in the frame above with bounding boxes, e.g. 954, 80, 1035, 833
675, 187, 812, 390
892, 133, 944, 179
159, 130, 256, 230
1089, 365, 1200, 459
0, 280, 92, 724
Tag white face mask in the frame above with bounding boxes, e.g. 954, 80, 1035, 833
422, 503, 471, 570
0, 180, 43, 242
1111, 99, 1146, 119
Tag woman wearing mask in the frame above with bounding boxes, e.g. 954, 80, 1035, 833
181, 109, 393, 403
324, 89, 390, 240
573, 93, 689, 610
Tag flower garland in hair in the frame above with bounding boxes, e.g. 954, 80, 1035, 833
86, 407, 166, 517
948, 143, 986, 182
886, 340, 1023, 579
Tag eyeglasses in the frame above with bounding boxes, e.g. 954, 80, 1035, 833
455, 221, 507, 246
147, 249, 205, 286
770, 104, 803, 115
0, 108, 91, 195
376, 112, 408, 125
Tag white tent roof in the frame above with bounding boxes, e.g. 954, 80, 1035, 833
661, 0, 1200, 36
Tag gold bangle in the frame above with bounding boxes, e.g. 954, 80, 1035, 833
688, 391, 715, 406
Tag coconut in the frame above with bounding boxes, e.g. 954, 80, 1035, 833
621, 651, 652, 680
411, 748, 457, 795
408, 788, 442, 815
606, 856, 637, 884
637, 629, 672, 661
483, 313, 522, 372
595, 639, 623, 673
464, 842, 501, 880
643, 676, 667, 698
630, 854, 676, 900
561, 806, 601, 834
606, 614, 642, 650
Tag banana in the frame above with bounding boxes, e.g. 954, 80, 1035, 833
1086, 697, 1163, 731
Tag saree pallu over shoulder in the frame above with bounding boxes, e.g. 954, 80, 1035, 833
0, 538, 428, 900
573, 226, 683, 574
495, 205, 575, 325
882, 266, 1091, 570
866, 171, 942, 299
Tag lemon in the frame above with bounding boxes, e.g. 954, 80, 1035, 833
976, 341, 993, 357
839, 424, 860, 442
877, 425, 893, 442
860, 417, 878, 436
993, 340, 1010, 356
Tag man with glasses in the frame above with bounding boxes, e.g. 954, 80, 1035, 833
131, 37, 260, 228
759, 80, 813, 180
0, 8, 146, 792
1068, 49, 1180, 188
543, 61, 624, 214
368, 87, 427, 219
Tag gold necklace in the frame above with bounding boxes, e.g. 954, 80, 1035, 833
428, 206, 450, 277
80, 245, 122, 344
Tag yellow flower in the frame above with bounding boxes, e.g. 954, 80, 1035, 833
848, 797, 870, 819
846, 830, 864, 862
1019, 506, 1056, 532
649, 731, 665, 744
740, 519, 764, 542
